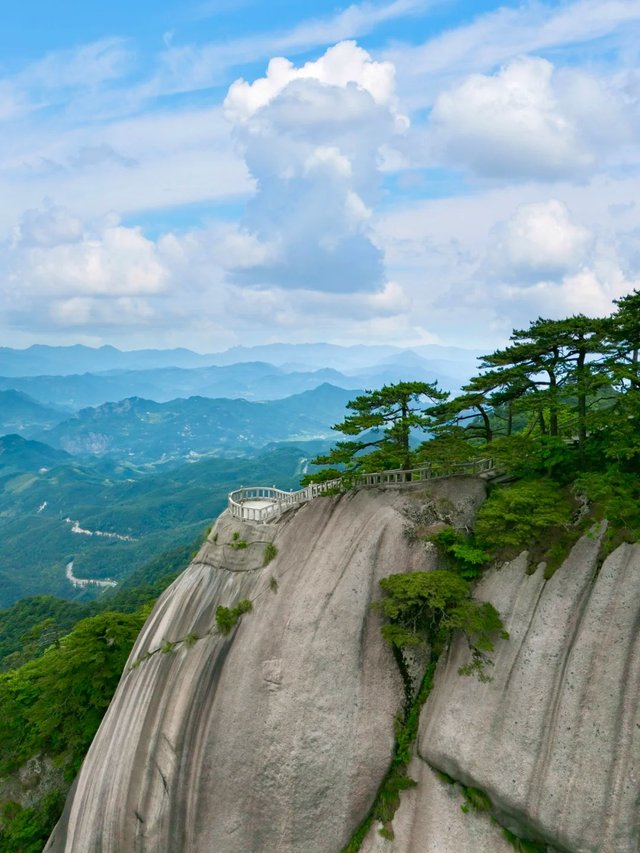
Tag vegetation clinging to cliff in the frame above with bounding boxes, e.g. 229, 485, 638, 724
215, 599, 253, 635
343, 570, 508, 849
375, 570, 508, 681
306, 294, 640, 568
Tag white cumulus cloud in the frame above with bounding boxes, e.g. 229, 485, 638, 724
223, 41, 408, 294
430, 56, 629, 179
224, 40, 406, 127
478, 199, 639, 324
488, 199, 593, 282
1, 206, 172, 337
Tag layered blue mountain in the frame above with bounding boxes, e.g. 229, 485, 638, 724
0, 433, 72, 475
0, 390, 69, 437
36, 384, 354, 464
0, 342, 477, 376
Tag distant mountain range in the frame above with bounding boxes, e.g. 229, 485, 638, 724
37, 384, 356, 464
0, 341, 480, 607
0, 352, 470, 411
0, 362, 347, 409
0, 342, 479, 377
0, 390, 70, 438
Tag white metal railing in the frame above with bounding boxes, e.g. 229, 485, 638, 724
227, 459, 493, 524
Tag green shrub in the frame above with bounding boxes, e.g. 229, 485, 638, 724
375, 570, 508, 676
0, 789, 66, 853
269, 576, 279, 593
228, 531, 249, 550
501, 827, 547, 852
0, 610, 146, 780
474, 480, 572, 553
491, 434, 576, 479
461, 785, 492, 813
215, 599, 253, 636
575, 471, 640, 547
263, 543, 278, 566
429, 527, 490, 579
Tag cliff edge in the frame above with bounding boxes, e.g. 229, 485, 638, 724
46, 479, 484, 852
46, 479, 640, 852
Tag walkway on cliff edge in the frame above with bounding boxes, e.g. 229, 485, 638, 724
227, 458, 495, 524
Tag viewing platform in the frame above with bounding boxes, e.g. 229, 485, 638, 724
228, 458, 494, 524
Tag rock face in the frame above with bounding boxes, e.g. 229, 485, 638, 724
47, 479, 484, 853
360, 756, 516, 853
358, 527, 640, 853
417, 526, 640, 853
47, 479, 640, 853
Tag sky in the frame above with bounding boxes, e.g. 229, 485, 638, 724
1, 0, 639, 353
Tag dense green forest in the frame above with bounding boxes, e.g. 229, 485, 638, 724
0, 541, 196, 851
1, 293, 638, 850
0, 440, 323, 607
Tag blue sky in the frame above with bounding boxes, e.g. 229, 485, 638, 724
1, 0, 639, 351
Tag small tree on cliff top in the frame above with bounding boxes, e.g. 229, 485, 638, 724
304, 381, 447, 479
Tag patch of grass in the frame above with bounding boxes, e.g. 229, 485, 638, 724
263, 542, 278, 566
461, 785, 492, 813
501, 827, 547, 852
184, 632, 200, 648
269, 576, 279, 593
161, 639, 175, 654
229, 531, 249, 550
215, 599, 253, 636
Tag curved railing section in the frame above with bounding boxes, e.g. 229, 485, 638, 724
228, 458, 494, 524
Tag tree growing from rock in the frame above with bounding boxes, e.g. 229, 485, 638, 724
304, 381, 448, 479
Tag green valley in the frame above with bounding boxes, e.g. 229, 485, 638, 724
0, 437, 330, 607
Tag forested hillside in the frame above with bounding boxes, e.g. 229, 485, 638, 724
0, 440, 323, 606
0, 541, 196, 851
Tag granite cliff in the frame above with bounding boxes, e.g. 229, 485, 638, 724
46, 479, 640, 852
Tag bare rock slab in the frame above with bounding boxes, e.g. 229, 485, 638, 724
47, 484, 476, 853
420, 528, 640, 853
